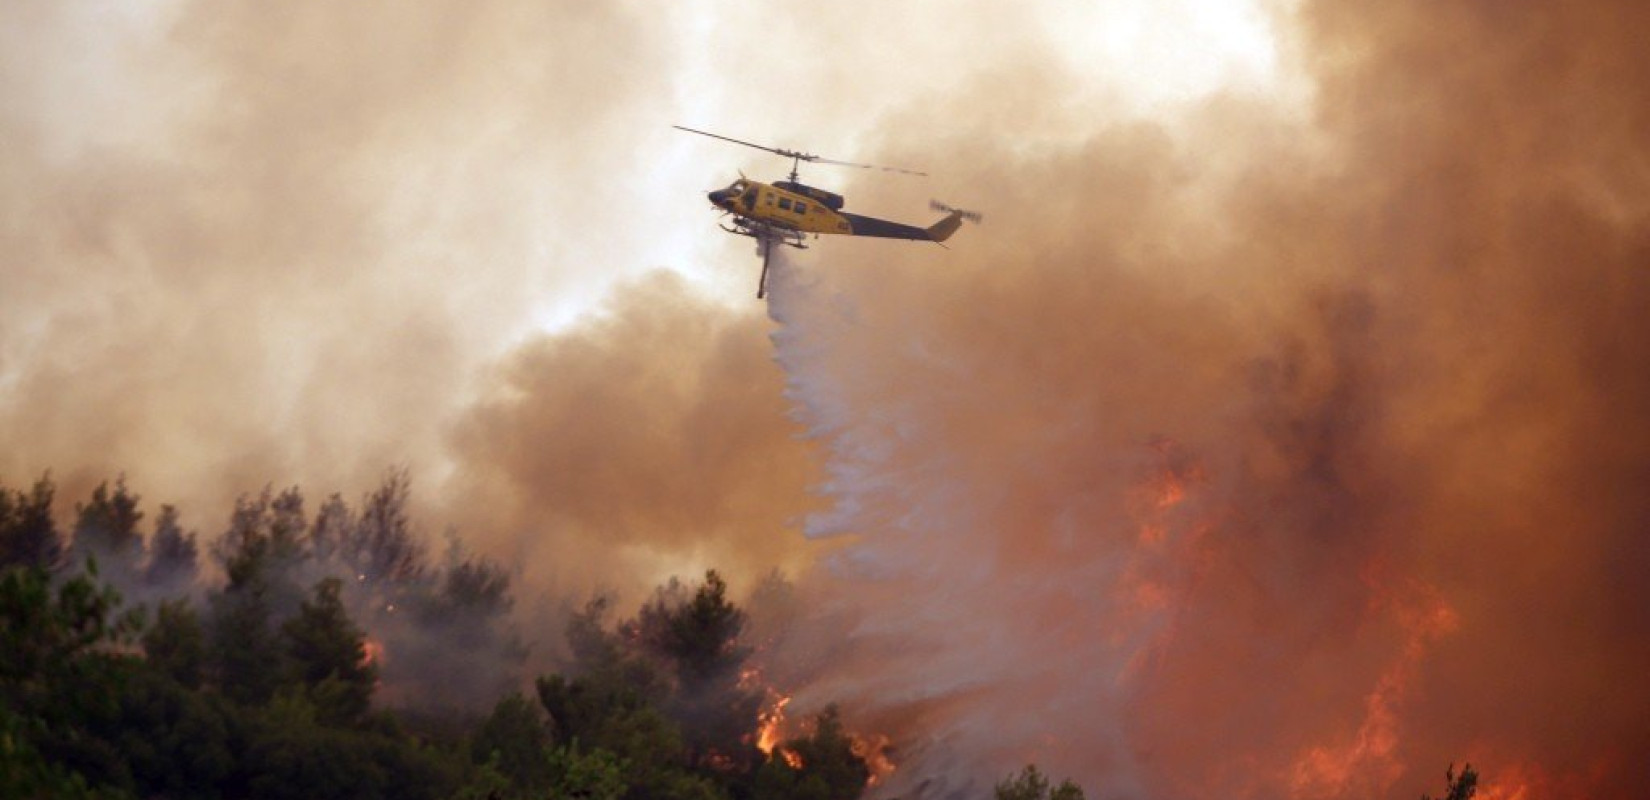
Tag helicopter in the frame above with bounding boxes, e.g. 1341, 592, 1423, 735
675, 125, 980, 298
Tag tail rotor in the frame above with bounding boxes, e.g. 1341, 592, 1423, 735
930, 200, 983, 224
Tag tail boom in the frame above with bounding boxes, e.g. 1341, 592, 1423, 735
840, 202, 982, 244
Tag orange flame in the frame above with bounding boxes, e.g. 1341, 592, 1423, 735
1109, 440, 1212, 683
1470, 756, 1613, 800
1287, 582, 1459, 799
756, 694, 791, 755
852, 732, 897, 786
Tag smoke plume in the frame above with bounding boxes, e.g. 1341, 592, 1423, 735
0, 0, 676, 520
745, 3, 1650, 798
446, 271, 824, 601
5, 1, 1648, 798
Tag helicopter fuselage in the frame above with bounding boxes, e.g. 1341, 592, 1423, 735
707, 177, 957, 243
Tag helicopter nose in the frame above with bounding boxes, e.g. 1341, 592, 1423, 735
707, 189, 728, 206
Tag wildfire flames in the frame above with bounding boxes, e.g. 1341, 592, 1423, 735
755, 693, 790, 756
750, 687, 896, 786
852, 733, 897, 787
1287, 581, 1460, 798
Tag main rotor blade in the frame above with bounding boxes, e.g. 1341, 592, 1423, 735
812, 156, 928, 177
673, 125, 814, 161
674, 125, 927, 177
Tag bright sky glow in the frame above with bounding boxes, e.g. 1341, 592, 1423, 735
531, 0, 1308, 334
1043, 0, 1294, 112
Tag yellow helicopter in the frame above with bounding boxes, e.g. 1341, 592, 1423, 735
676, 125, 980, 297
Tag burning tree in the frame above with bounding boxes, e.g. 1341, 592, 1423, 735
752, 704, 872, 800
530, 571, 878, 800
994, 764, 1086, 800
1421, 763, 1479, 800
632, 569, 764, 774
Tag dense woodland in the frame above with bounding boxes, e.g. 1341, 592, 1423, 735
4, 472, 1477, 799
0, 472, 886, 799
0, 472, 1104, 800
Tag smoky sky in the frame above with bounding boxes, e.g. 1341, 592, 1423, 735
5, 1, 1649, 798
0, 0, 677, 519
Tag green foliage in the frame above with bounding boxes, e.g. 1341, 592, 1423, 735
72, 478, 145, 582
1, 473, 906, 800
0, 563, 144, 797
307, 493, 352, 564
0, 705, 107, 800
391, 540, 527, 708
144, 504, 199, 589
345, 469, 424, 585
0, 474, 63, 571
437, 548, 513, 616
215, 487, 307, 587
470, 693, 552, 794
548, 744, 630, 800
206, 488, 322, 707
538, 669, 694, 799
282, 577, 376, 725
207, 562, 284, 706
540, 573, 843, 800
0, 563, 144, 712
1422, 763, 1479, 800
105, 667, 234, 798
540, 598, 672, 750
639, 570, 750, 683
632, 570, 763, 773
237, 690, 458, 800
143, 598, 207, 689
995, 764, 1086, 800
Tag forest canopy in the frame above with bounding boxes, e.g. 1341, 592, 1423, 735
0, 472, 892, 800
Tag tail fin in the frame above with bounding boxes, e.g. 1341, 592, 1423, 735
927, 201, 983, 243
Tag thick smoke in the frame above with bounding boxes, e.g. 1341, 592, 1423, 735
446, 271, 824, 603
749, 2, 1650, 798
5, 0, 1648, 797
0, 0, 675, 521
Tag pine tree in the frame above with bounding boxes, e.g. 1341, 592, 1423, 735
1422, 763, 1479, 800
72, 478, 145, 579
754, 705, 872, 800
282, 577, 376, 725
143, 598, 207, 688
208, 514, 286, 705
143, 504, 198, 589
308, 493, 352, 565
995, 765, 1085, 800
345, 470, 423, 585
0, 475, 63, 570
634, 570, 762, 773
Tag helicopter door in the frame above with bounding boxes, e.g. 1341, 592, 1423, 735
741, 185, 757, 211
